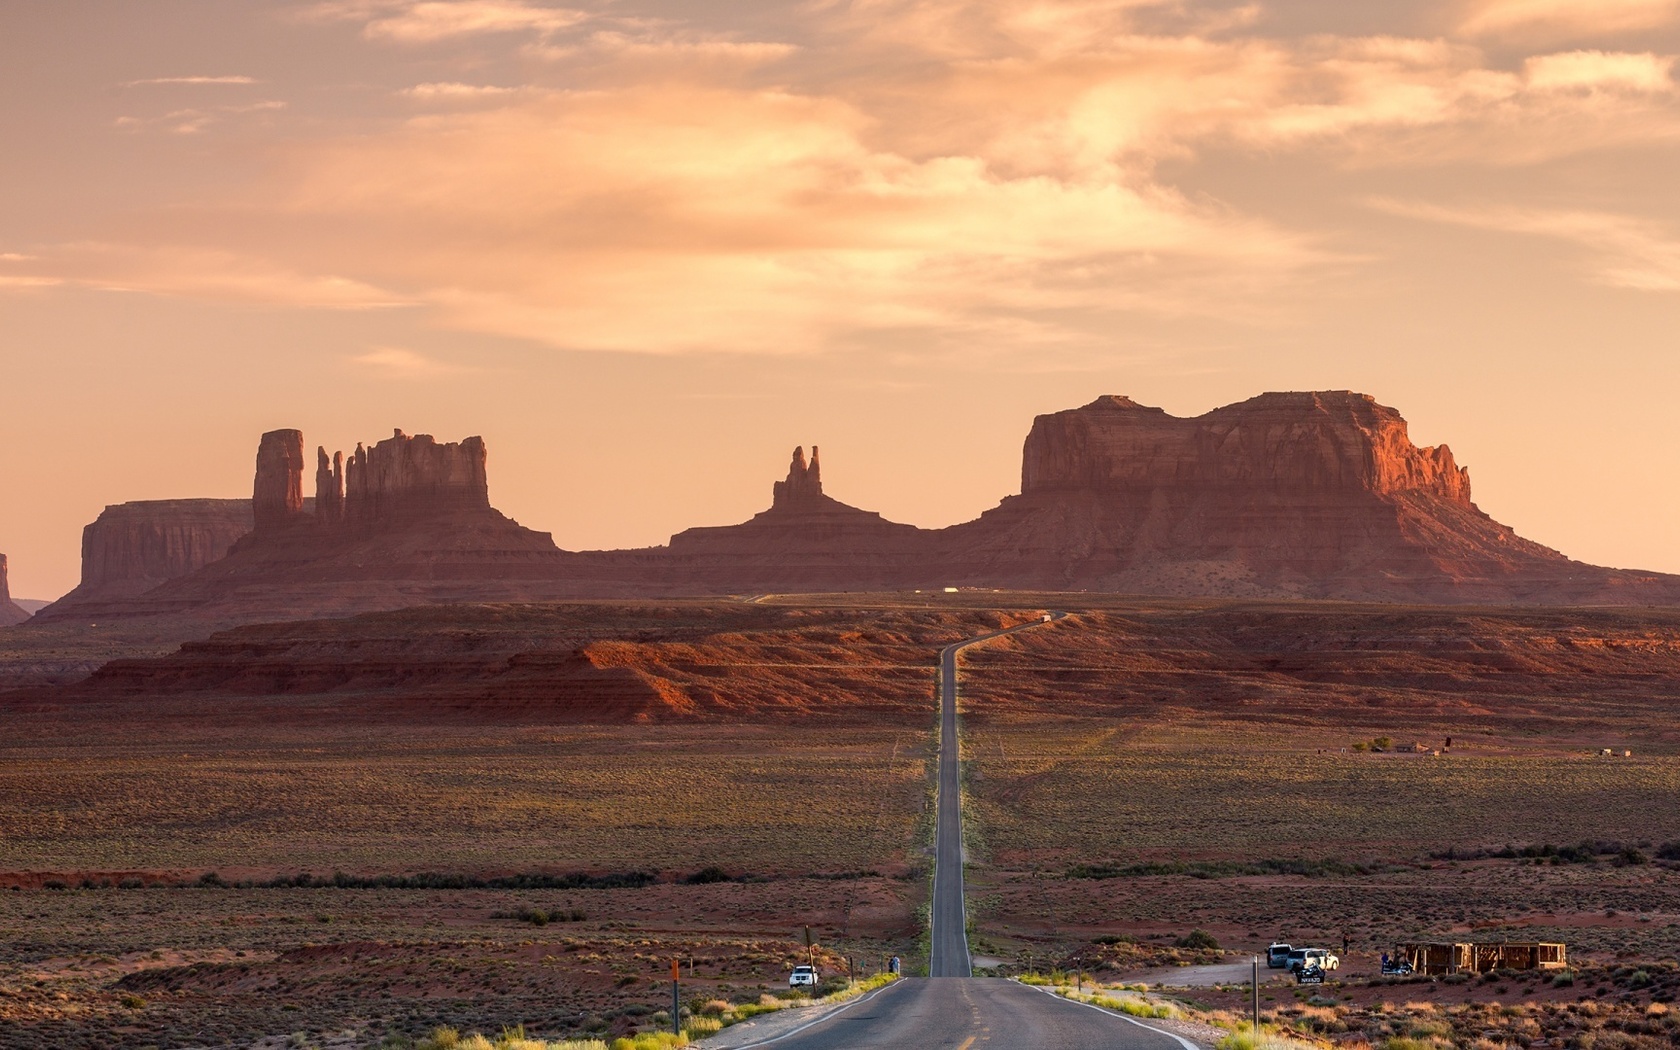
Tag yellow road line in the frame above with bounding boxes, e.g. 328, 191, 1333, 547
958, 1038, 977, 1050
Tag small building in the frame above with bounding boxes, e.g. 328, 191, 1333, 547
1399, 941, 1566, 975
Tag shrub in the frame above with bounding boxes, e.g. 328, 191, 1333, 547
1177, 929, 1221, 950
684, 867, 732, 884
1554, 971, 1576, 987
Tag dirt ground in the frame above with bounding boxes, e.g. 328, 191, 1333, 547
6, 596, 1680, 1047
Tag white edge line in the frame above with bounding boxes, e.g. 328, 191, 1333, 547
715, 978, 911, 1048
1018, 980, 1202, 1050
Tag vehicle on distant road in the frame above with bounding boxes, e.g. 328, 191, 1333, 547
1287, 948, 1338, 973
789, 964, 818, 989
1267, 943, 1292, 968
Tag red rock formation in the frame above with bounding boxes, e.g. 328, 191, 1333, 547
772, 445, 824, 506
33, 500, 257, 620
343, 430, 489, 523
35, 396, 1680, 626
253, 429, 305, 531
315, 447, 345, 524
668, 445, 929, 590
1021, 393, 1471, 500
937, 391, 1611, 601
0, 554, 30, 626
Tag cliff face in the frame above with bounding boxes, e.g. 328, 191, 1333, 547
253, 429, 306, 531
941, 391, 1582, 600
36, 500, 257, 615
343, 430, 490, 523
1022, 393, 1471, 501
0, 554, 30, 626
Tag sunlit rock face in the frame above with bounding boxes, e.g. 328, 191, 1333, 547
1020, 393, 1471, 501
936, 391, 1628, 603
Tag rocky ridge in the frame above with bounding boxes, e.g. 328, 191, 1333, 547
29, 392, 1680, 625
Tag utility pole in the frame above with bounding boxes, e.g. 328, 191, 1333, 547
1252, 955, 1260, 1041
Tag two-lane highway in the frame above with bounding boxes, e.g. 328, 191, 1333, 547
712, 611, 1189, 1049
930, 615, 1065, 978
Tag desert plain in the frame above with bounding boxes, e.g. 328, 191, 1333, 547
4, 594, 1680, 1049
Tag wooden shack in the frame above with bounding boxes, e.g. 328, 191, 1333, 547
1399, 941, 1566, 975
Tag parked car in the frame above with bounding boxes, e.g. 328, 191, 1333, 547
1267, 943, 1293, 969
789, 964, 818, 989
1287, 948, 1339, 972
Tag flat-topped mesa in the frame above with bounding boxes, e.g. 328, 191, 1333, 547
0, 553, 28, 626
1021, 391, 1472, 502
340, 429, 491, 523
253, 429, 306, 531
771, 445, 824, 507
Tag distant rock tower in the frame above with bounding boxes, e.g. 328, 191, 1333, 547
0, 553, 28, 625
772, 446, 824, 508
252, 429, 305, 531
315, 447, 345, 524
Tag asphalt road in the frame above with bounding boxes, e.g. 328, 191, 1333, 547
930, 616, 1063, 978
718, 611, 1188, 1048
723, 976, 1193, 1049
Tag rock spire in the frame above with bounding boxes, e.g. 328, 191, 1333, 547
315, 447, 345, 524
0, 553, 28, 625
772, 445, 824, 507
253, 429, 306, 531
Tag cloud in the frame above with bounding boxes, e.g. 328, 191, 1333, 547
309, 1, 588, 42
17, 244, 408, 308
401, 81, 519, 98
115, 100, 288, 135
51, 0, 1680, 357
1372, 199, 1680, 291
352, 346, 464, 375
1524, 50, 1675, 92
124, 75, 259, 86
1458, 0, 1680, 40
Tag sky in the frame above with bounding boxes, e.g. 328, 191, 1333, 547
3, 0, 1679, 600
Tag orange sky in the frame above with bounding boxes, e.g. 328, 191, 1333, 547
4, 0, 1680, 599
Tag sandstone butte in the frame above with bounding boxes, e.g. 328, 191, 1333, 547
0, 554, 30, 626
30, 392, 1680, 625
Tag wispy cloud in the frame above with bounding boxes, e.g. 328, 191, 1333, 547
351, 346, 464, 375
115, 101, 287, 135
400, 81, 518, 99
124, 75, 259, 86
1372, 198, 1680, 291
309, 1, 588, 42
1524, 50, 1675, 92
1458, 0, 1680, 40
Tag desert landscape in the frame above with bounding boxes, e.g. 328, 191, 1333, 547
8, 1, 1680, 1046
6, 590, 1680, 1048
